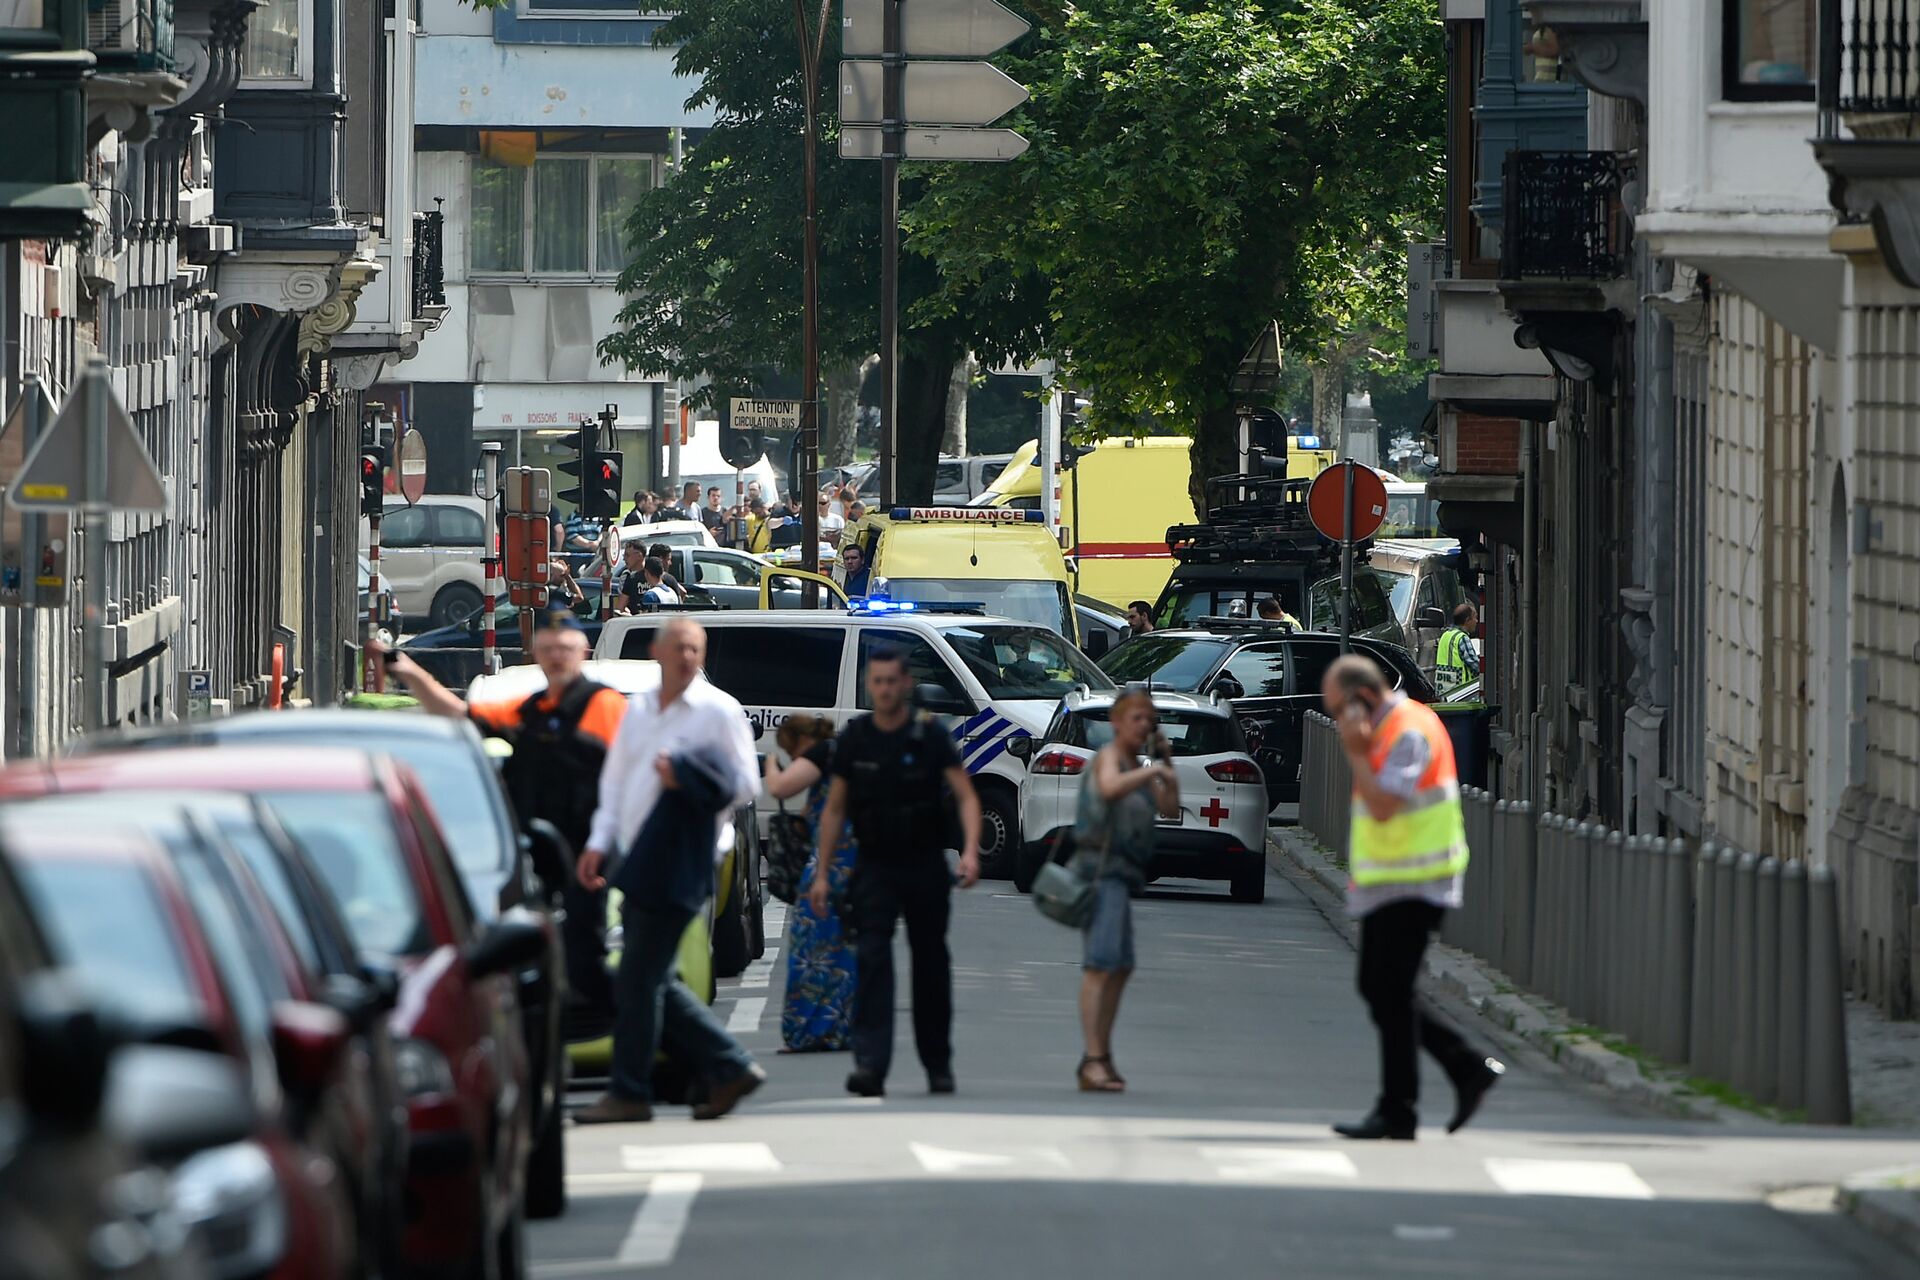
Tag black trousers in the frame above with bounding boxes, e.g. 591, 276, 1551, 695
1357, 899, 1484, 1126
850, 857, 953, 1080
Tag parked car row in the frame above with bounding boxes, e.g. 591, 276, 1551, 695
0, 708, 580, 1280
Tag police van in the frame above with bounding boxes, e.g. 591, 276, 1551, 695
594, 603, 1117, 875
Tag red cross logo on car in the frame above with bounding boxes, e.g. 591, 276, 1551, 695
1201, 797, 1229, 827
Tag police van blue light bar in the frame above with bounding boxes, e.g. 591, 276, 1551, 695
852, 598, 918, 614
889, 506, 1042, 523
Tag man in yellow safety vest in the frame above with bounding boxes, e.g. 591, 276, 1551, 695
1322, 654, 1503, 1140
1434, 602, 1480, 692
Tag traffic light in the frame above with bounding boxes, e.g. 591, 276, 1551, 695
585, 450, 622, 519
720, 423, 761, 469
556, 422, 592, 511
360, 446, 387, 516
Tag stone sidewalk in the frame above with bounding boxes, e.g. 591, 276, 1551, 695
1265, 822, 1920, 1260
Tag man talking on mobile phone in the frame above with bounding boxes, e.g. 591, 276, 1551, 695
810, 647, 981, 1099
1322, 654, 1503, 1140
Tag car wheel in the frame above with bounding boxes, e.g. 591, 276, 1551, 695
1229, 867, 1267, 904
524, 1094, 567, 1220
1012, 841, 1042, 894
432, 582, 485, 629
711, 853, 752, 979
977, 785, 1020, 878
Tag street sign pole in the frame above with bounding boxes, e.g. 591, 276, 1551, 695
82, 365, 108, 730
365, 508, 384, 692
479, 442, 501, 676
1339, 459, 1355, 654
877, 0, 902, 508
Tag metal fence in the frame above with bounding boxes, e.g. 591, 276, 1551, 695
1297, 719, 1852, 1122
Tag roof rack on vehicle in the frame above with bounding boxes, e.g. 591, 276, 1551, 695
1189, 616, 1299, 633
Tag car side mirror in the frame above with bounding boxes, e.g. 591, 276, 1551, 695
270, 1000, 353, 1100
912, 684, 973, 717
465, 910, 548, 980
320, 972, 391, 1033
1083, 630, 1111, 659
1005, 735, 1034, 761
1418, 605, 1447, 630
17, 972, 111, 1131
105, 1044, 256, 1161
1214, 675, 1245, 701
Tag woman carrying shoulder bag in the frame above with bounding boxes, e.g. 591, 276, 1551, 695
1074, 690, 1178, 1092
764, 715, 858, 1052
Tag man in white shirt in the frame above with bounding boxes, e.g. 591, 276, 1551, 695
573, 617, 767, 1123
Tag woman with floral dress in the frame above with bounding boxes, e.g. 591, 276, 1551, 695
764, 715, 858, 1051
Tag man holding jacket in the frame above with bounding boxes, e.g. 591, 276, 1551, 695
574, 617, 767, 1123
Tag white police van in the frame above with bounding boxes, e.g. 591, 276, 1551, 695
594, 602, 1117, 875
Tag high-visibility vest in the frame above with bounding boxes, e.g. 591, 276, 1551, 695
1435, 627, 1472, 689
1350, 698, 1469, 888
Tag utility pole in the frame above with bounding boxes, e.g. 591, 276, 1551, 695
478, 441, 501, 675
795, 0, 831, 595
877, 0, 902, 507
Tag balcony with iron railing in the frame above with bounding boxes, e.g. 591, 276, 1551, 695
1500, 150, 1631, 281
87, 0, 175, 72
412, 207, 448, 324
1814, 0, 1920, 284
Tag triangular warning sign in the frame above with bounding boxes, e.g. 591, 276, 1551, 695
8, 359, 165, 513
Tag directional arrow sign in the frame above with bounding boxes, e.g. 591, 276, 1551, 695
842, 0, 1029, 57
839, 125, 1029, 161
8, 360, 165, 513
839, 59, 1029, 127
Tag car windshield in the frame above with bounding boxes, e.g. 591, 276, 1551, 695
258, 791, 431, 959
1158, 583, 1307, 626
1309, 569, 1401, 632
19, 858, 206, 1036
1070, 708, 1238, 756
939, 624, 1113, 699
252, 733, 510, 889
1098, 635, 1229, 691
886, 578, 1073, 637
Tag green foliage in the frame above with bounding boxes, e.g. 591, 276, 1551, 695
913, 0, 1443, 436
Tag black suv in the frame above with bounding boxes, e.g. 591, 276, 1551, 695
1098, 622, 1434, 810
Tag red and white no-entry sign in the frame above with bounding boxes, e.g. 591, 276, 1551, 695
1307, 460, 1388, 543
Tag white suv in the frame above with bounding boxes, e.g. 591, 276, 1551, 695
362, 496, 489, 629
1010, 688, 1270, 902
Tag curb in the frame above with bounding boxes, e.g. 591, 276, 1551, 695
1836, 1168, 1920, 1262
1265, 824, 1724, 1125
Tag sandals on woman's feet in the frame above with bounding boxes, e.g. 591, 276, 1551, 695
1077, 1055, 1126, 1092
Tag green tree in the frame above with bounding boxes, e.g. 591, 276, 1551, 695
911, 0, 1442, 507
596, 0, 1049, 501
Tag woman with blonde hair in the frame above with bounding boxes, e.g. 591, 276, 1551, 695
765, 713, 858, 1051
1073, 689, 1178, 1091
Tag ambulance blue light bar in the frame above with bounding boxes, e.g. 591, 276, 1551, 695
889, 506, 1042, 523
1293, 434, 1323, 450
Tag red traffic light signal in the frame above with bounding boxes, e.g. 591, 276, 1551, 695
360, 447, 388, 516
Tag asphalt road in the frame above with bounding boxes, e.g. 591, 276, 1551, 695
538, 856, 1920, 1279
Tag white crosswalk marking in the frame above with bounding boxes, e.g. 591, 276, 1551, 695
910, 1142, 1071, 1174
763, 904, 787, 937
1201, 1146, 1358, 1181
726, 996, 766, 1031
615, 1172, 703, 1267
1483, 1158, 1655, 1200
621, 1143, 783, 1173
738, 948, 780, 988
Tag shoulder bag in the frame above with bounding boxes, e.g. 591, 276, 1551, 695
1032, 781, 1112, 929
763, 752, 820, 905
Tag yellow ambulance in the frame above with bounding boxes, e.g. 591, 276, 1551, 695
839, 505, 1080, 643
971, 436, 1197, 610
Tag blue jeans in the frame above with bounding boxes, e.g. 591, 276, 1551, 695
1082, 877, 1136, 972
610, 903, 754, 1103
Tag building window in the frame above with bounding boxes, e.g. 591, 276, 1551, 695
470, 151, 657, 277
241, 0, 304, 80
1723, 0, 1815, 100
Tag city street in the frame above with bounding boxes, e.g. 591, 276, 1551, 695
539, 857, 1920, 1279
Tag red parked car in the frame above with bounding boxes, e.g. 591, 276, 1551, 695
1, 815, 357, 1280
0, 747, 548, 1280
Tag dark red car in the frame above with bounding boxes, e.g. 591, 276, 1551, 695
1, 815, 357, 1280
0, 747, 547, 1280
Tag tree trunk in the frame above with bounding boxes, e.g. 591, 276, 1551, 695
941, 355, 974, 454
1312, 355, 1343, 447
895, 341, 962, 503
1189, 403, 1241, 519
822, 356, 868, 468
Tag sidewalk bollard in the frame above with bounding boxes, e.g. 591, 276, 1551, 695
1533, 814, 1559, 1003
1509, 802, 1535, 987
1712, 845, 1738, 1081
1690, 841, 1721, 1078
1806, 864, 1853, 1124
1623, 834, 1646, 1046
1777, 859, 1809, 1113
1730, 851, 1759, 1097
1491, 800, 1512, 967
1569, 822, 1594, 1020
1601, 829, 1624, 1031
1660, 838, 1694, 1065
1633, 833, 1655, 1048
1753, 856, 1780, 1105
